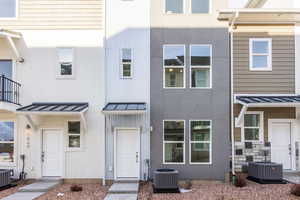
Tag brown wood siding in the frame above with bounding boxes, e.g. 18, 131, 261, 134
233, 32, 295, 94
233, 104, 295, 142
0, 0, 103, 30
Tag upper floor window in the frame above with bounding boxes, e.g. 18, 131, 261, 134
57, 48, 74, 78
191, 0, 210, 13
0, 0, 17, 18
165, 0, 183, 14
190, 45, 212, 88
163, 45, 185, 88
120, 48, 133, 79
249, 38, 272, 71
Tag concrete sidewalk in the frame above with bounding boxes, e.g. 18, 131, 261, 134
104, 182, 139, 200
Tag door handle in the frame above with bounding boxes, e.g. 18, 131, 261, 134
136, 152, 139, 163
41, 152, 45, 162
289, 144, 292, 155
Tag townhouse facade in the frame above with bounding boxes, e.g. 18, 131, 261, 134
150, 0, 230, 180
0, 0, 105, 181
219, 0, 300, 173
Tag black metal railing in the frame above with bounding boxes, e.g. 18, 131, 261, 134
0, 75, 21, 105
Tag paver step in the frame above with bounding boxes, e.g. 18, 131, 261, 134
104, 193, 138, 200
1, 192, 44, 200
108, 182, 139, 194
18, 180, 61, 192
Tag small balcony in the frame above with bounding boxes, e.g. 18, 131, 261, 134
0, 75, 21, 112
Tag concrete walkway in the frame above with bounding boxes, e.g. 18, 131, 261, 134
104, 182, 139, 200
2, 179, 61, 200
284, 171, 300, 184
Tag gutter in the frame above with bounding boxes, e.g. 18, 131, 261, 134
229, 10, 239, 177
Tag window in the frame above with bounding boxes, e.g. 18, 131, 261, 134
163, 45, 185, 88
190, 45, 211, 88
190, 120, 211, 164
249, 38, 272, 71
58, 48, 74, 77
163, 120, 185, 164
191, 0, 210, 13
68, 121, 81, 148
120, 48, 133, 78
243, 112, 263, 142
165, 0, 183, 14
0, 122, 14, 163
0, 0, 17, 18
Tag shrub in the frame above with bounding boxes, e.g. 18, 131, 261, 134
70, 184, 83, 192
234, 175, 246, 188
291, 184, 300, 196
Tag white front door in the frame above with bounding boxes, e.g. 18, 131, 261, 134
270, 122, 292, 170
115, 129, 140, 179
42, 130, 63, 177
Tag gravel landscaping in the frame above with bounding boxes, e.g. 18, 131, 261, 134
1, 180, 300, 200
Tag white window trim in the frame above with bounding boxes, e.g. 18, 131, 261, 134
189, 44, 212, 89
189, 0, 212, 14
164, 0, 186, 14
66, 120, 82, 151
241, 111, 264, 142
0, 0, 18, 20
249, 38, 272, 71
120, 48, 133, 79
56, 47, 75, 79
189, 120, 212, 165
163, 120, 185, 165
0, 120, 16, 166
163, 44, 186, 89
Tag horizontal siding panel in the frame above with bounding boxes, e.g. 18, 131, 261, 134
0, 0, 103, 30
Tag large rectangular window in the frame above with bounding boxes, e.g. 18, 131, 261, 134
243, 112, 263, 142
190, 120, 211, 164
190, 45, 211, 88
0, 0, 16, 18
163, 120, 185, 164
249, 38, 272, 71
191, 0, 210, 13
163, 45, 185, 88
165, 0, 183, 14
68, 121, 81, 149
57, 48, 74, 78
120, 48, 133, 78
0, 122, 14, 163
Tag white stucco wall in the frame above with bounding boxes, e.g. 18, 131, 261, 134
0, 30, 105, 179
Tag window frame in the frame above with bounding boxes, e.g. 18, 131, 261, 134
189, 44, 212, 89
0, 0, 18, 20
120, 48, 133, 79
242, 111, 264, 142
163, 44, 186, 89
164, 0, 185, 14
0, 120, 16, 166
66, 121, 82, 151
249, 38, 272, 71
189, 120, 212, 165
189, 0, 212, 14
56, 47, 75, 79
163, 120, 185, 165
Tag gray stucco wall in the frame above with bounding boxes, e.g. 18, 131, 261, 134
150, 28, 230, 180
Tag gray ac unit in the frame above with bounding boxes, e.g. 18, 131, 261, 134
248, 162, 282, 181
153, 168, 178, 189
0, 169, 12, 187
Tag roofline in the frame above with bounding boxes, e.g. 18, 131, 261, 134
102, 110, 146, 115
219, 8, 300, 15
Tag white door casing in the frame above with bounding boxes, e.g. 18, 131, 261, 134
114, 128, 140, 180
269, 119, 296, 170
42, 129, 63, 177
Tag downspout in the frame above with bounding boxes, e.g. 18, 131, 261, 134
102, 0, 107, 186
229, 11, 239, 178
